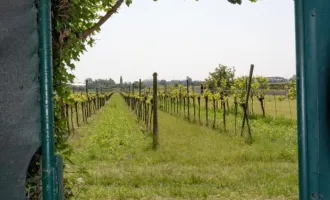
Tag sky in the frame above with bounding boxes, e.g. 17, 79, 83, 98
73, 0, 296, 84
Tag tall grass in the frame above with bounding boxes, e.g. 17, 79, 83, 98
66, 93, 298, 200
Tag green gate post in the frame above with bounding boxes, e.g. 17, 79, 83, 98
55, 155, 64, 200
295, 0, 330, 199
39, 0, 56, 199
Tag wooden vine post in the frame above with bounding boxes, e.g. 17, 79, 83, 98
240, 64, 254, 144
139, 79, 142, 96
193, 95, 196, 122
205, 85, 209, 127
172, 97, 174, 114
164, 94, 166, 112
199, 84, 203, 124
131, 83, 134, 111
70, 106, 74, 132
234, 96, 238, 135
223, 97, 226, 131
187, 79, 190, 122
245, 78, 248, 113
220, 90, 226, 131
273, 91, 278, 117
85, 79, 88, 94
183, 93, 186, 118
149, 99, 153, 131
85, 79, 89, 122
129, 85, 132, 108
99, 87, 101, 109
171, 97, 173, 114
75, 102, 79, 127
146, 98, 149, 128
133, 83, 135, 112
166, 86, 169, 113
213, 94, 216, 129
81, 101, 85, 122
176, 96, 179, 115
179, 87, 182, 114
192, 85, 195, 121
144, 95, 147, 124
139, 79, 142, 120
152, 73, 159, 149
100, 87, 103, 107
65, 104, 70, 134
96, 87, 99, 110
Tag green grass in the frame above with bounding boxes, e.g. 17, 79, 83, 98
213, 95, 296, 120
245, 95, 296, 120
66, 93, 298, 200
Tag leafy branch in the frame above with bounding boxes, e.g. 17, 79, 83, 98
79, 0, 125, 40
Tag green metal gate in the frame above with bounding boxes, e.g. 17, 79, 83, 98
295, 0, 330, 199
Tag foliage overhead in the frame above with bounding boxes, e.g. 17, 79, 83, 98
227, 0, 257, 4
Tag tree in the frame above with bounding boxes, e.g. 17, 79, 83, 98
142, 79, 153, 87
159, 80, 167, 85
87, 78, 116, 89
186, 76, 193, 85
86, 78, 93, 84
290, 75, 296, 81
206, 64, 235, 112
120, 76, 123, 86
206, 64, 235, 94
132, 81, 140, 90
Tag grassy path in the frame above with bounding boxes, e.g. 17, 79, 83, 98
67, 93, 297, 200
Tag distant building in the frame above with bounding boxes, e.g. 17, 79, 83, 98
70, 82, 85, 86
267, 77, 289, 83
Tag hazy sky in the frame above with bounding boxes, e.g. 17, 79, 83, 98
73, 0, 295, 84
